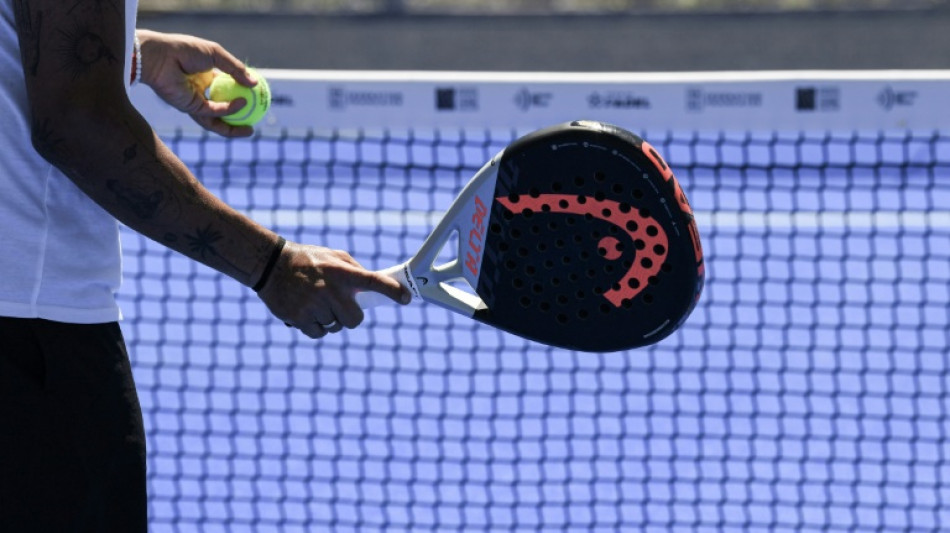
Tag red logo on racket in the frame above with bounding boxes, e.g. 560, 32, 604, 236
496, 194, 667, 307
464, 195, 489, 277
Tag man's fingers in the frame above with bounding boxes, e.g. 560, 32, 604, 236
185, 97, 244, 122
322, 319, 345, 333
296, 322, 328, 339
332, 297, 365, 329
208, 43, 257, 87
258, 244, 416, 339
195, 97, 246, 118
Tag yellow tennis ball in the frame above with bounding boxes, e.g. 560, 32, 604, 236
209, 67, 271, 126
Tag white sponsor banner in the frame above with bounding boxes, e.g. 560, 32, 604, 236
131, 70, 950, 134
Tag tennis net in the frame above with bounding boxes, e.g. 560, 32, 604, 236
129, 71, 950, 532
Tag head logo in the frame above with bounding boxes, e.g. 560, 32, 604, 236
496, 193, 667, 306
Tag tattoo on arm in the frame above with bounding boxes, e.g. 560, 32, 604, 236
30, 116, 85, 178
184, 223, 253, 276
106, 178, 165, 220
106, 150, 254, 278
13, 0, 42, 76
57, 24, 117, 80
107, 130, 182, 221
67, 0, 120, 16
107, 157, 181, 223
30, 117, 66, 161
122, 143, 138, 164
185, 224, 224, 259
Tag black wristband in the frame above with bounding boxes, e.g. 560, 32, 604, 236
252, 236, 286, 292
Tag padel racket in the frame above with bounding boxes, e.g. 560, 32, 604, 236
356, 120, 704, 352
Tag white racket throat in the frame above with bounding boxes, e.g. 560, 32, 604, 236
355, 155, 501, 317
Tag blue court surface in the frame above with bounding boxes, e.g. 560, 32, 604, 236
119, 130, 949, 532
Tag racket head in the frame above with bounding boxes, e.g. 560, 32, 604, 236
469, 120, 704, 352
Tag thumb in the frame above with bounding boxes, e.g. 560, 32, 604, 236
355, 269, 412, 305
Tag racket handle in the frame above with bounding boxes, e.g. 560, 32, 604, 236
356, 262, 413, 309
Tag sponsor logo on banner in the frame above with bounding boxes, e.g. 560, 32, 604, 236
686, 88, 763, 112
795, 86, 840, 112
436, 87, 479, 112
514, 88, 552, 111
877, 86, 917, 111
587, 91, 650, 110
329, 87, 404, 110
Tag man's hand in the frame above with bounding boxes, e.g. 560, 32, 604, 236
256, 241, 412, 339
136, 29, 256, 138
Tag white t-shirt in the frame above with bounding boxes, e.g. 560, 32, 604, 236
0, 0, 138, 323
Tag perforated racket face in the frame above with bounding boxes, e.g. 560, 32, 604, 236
473, 121, 704, 352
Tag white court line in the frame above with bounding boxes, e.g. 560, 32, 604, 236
246, 209, 950, 229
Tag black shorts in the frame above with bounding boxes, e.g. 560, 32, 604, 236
0, 317, 147, 533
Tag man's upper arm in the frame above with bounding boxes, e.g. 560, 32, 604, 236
12, 0, 129, 119
12, 0, 131, 167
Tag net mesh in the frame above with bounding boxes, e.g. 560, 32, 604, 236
121, 122, 950, 531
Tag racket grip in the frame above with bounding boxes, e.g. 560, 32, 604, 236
356, 262, 413, 309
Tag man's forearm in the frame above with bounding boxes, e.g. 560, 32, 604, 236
33, 104, 277, 288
